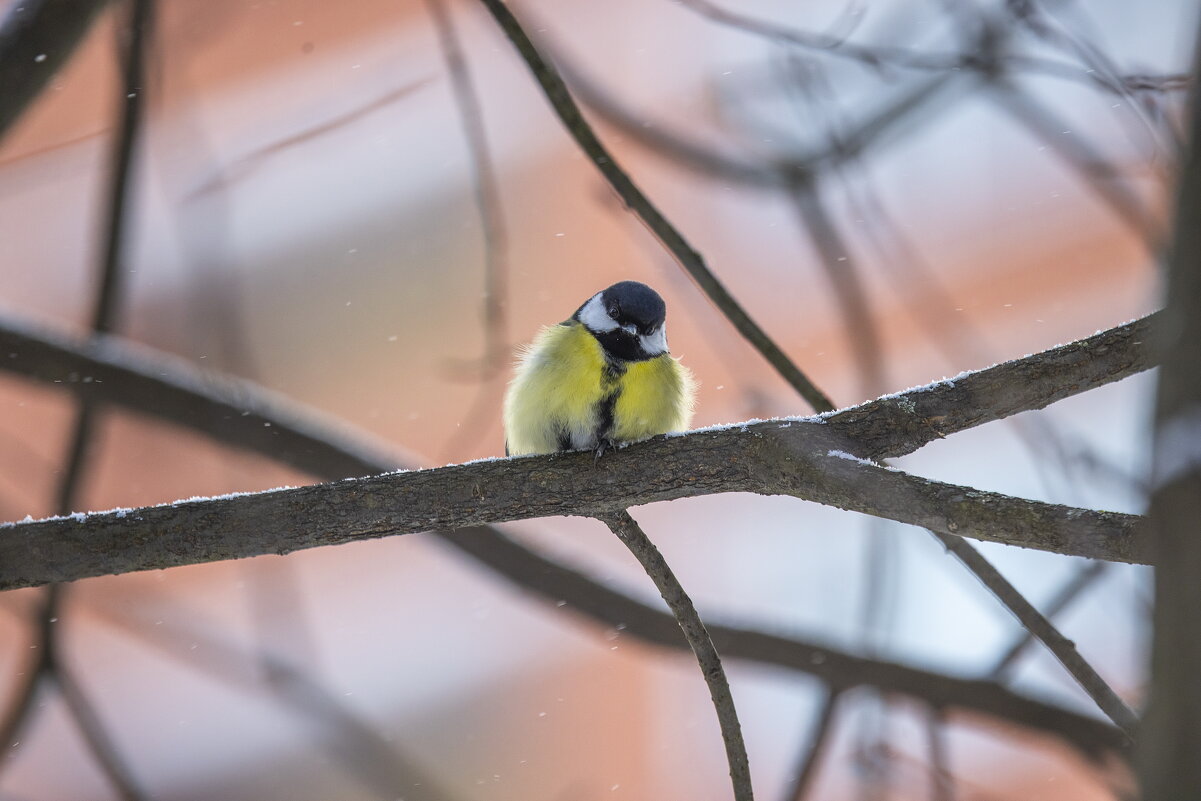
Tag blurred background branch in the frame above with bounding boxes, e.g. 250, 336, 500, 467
0, 0, 1186, 797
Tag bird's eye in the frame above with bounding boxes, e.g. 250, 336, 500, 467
607, 304, 620, 318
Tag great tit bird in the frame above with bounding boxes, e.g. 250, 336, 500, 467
504, 281, 695, 458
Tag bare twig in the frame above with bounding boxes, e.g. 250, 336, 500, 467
1008, 0, 1170, 151
93, 0, 151, 337
678, 0, 1188, 97
990, 561, 1108, 679
183, 79, 433, 199
425, 0, 509, 375
423, 0, 513, 461
601, 510, 753, 801
445, 526, 1128, 760
560, 46, 963, 193
473, 0, 834, 412
791, 184, 885, 399
930, 531, 1139, 737
782, 689, 841, 801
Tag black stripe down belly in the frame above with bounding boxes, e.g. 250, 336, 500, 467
593, 359, 628, 446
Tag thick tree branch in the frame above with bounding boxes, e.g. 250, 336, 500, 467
0, 404, 1147, 590
823, 312, 1157, 461
0, 312, 1156, 590
0, 317, 1136, 756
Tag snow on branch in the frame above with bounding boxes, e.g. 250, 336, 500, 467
0, 313, 1156, 590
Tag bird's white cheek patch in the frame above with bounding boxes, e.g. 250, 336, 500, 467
639, 326, 668, 355
578, 294, 618, 332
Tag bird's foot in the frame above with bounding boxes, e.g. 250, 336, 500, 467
593, 438, 616, 463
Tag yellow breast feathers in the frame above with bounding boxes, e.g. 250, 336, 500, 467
503, 321, 694, 456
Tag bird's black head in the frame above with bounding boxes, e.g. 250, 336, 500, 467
574, 281, 669, 362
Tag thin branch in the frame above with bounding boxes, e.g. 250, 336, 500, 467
559, 46, 963, 192
929, 531, 1139, 737
0, 0, 110, 142
443, 528, 1130, 760
782, 689, 841, 801
56, 662, 143, 801
0, 586, 55, 763
50, 0, 151, 517
183, 78, 433, 199
555, 54, 781, 187
990, 561, 1108, 679
424, 0, 513, 460
678, 0, 1188, 97
791, 183, 885, 398
425, 0, 509, 375
1009, 0, 1168, 150
675, 0, 1028, 79
601, 510, 753, 801
925, 708, 955, 801
93, 0, 151, 337
473, 0, 835, 412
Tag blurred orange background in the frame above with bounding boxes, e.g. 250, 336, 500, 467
0, 0, 1187, 798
